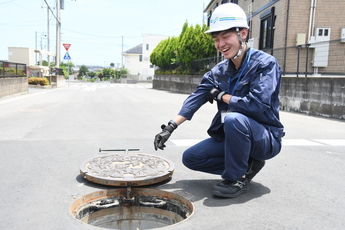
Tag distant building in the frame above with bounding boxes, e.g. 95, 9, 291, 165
8, 47, 35, 66
122, 34, 169, 81
8, 47, 55, 77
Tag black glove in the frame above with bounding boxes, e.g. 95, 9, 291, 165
207, 88, 226, 103
154, 124, 175, 150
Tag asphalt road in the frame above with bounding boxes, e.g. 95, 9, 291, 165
0, 82, 344, 230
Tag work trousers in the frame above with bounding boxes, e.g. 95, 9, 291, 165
182, 112, 282, 181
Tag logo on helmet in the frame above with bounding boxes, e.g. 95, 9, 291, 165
210, 17, 219, 24
219, 17, 236, 21
211, 16, 238, 24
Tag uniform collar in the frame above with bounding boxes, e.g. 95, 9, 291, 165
226, 47, 250, 76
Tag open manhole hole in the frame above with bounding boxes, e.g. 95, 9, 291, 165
73, 149, 194, 229
70, 188, 194, 229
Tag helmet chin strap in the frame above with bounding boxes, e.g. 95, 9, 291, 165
232, 28, 244, 60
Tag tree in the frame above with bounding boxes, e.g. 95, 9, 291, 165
110, 63, 115, 67
102, 68, 116, 79
60, 61, 75, 74
88, 71, 96, 78
178, 23, 216, 66
78, 65, 88, 77
150, 22, 216, 73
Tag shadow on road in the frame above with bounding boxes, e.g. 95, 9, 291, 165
76, 175, 271, 207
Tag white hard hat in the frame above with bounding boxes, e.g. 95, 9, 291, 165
205, 3, 249, 33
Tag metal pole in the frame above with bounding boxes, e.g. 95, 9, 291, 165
283, 0, 290, 75
99, 148, 140, 153
305, 44, 310, 77
297, 45, 301, 77
47, 7, 50, 67
121, 36, 123, 68
35, 31, 37, 65
55, 0, 60, 68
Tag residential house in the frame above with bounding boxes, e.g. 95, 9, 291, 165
122, 34, 169, 81
204, 0, 345, 75
8, 47, 54, 77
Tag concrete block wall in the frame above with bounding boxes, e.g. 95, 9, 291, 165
50, 75, 66, 88
280, 77, 345, 119
0, 77, 28, 98
153, 75, 345, 120
153, 75, 205, 94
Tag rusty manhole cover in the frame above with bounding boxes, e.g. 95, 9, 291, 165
80, 150, 174, 187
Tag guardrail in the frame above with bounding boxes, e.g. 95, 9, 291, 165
0, 61, 26, 78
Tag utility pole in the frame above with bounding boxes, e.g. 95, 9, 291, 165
121, 36, 123, 68
47, 6, 50, 66
55, 0, 61, 67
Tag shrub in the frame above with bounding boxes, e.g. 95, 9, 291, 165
28, 77, 50, 86
150, 22, 216, 75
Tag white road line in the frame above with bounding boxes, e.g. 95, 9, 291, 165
170, 139, 205, 146
313, 139, 345, 146
170, 139, 345, 147
282, 139, 324, 146
70, 84, 152, 89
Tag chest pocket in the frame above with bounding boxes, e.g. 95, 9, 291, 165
233, 81, 250, 96
214, 74, 229, 92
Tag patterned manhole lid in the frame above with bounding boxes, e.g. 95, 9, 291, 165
80, 151, 174, 187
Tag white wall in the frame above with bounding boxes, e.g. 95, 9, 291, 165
124, 54, 142, 76
123, 34, 169, 81
8, 47, 35, 65
141, 34, 169, 80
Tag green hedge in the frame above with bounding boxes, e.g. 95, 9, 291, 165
28, 77, 50, 86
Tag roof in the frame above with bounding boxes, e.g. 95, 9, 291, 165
123, 44, 142, 54
204, 0, 217, 13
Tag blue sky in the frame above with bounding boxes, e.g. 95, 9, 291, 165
0, 0, 207, 67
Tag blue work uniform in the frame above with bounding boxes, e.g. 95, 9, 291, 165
179, 48, 285, 181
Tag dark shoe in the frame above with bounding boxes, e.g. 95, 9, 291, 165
246, 157, 265, 182
212, 178, 249, 198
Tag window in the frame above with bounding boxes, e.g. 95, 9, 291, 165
146, 44, 149, 50
139, 55, 142, 62
259, 7, 275, 50
207, 11, 212, 27
221, 0, 238, 3
324, 29, 329, 36
318, 28, 329, 36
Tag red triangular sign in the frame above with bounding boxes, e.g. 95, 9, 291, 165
63, 43, 71, 51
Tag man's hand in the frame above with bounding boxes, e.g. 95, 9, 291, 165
207, 88, 226, 103
154, 124, 174, 150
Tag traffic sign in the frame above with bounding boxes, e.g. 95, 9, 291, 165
63, 43, 71, 51
63, 52, 71, 60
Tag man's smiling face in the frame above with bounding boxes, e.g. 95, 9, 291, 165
212, 29, 247, 60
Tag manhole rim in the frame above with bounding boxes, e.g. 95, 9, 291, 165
70, 188, 195, 229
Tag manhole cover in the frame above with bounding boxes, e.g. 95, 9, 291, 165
80, 152, 174, 187
70, 188, 194, 230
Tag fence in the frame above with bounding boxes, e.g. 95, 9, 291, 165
189, 39, 345, 76
0, 61, 26, 78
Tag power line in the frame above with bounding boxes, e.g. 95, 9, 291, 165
0, 0, 15, 5
44, 0, 60, 24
